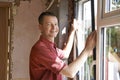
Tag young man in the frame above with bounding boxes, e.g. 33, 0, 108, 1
29, 12, 97, 80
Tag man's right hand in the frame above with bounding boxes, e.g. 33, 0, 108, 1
84, 30, 97, 51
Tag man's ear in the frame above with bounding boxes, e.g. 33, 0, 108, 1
38, 24, 43, 33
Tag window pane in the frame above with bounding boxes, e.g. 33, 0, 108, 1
104, 26, 120, 80
77, 1, 94, 80
105, 0, 120, 13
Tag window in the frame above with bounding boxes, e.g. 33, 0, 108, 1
97, 0, 120, 80
105, 26, 120, 80
102, 0, 120, 18
105, 0, 120, 12
74, 0, 97, 80
77, 1, 92, 80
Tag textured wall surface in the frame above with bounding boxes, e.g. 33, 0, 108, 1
12, 0, 45, 80
0, 0, 14, 2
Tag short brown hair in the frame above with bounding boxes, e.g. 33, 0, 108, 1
38, 12, 57, 24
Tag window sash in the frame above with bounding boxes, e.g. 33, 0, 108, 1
102, 0, 120, 18
97, 0, 120, 80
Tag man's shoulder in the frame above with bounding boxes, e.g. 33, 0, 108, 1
30, 40, 48, 56
32, 40, 47, 49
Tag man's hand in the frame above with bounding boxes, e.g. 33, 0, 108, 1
84, 30, 97, 51
71, 19, 80, 31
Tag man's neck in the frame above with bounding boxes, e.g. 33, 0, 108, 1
41, 35, 54, 43
47, 38, 54, 43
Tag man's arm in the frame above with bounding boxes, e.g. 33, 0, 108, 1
62, 19, 78, 59
60, 30, 97, 78
62, 29, 76, 59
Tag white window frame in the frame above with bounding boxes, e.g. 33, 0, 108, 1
103, 0, 120, 18
96, 0, 120, 80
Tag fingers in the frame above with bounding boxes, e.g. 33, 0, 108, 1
90, 30, 97, 36
91, 30, 97, 44
71, 19, 81, 31
93, 30, 97, 44
85, 30, 97, 50
94, 30, 97, 44
87, 30, 97, 41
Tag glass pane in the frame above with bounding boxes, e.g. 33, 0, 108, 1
83, 1, 92, 80
104, 26, 120, 80
105, 0, 120, 13
77, 1, 94, 80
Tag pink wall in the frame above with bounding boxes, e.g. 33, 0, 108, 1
13, 0, 45, 79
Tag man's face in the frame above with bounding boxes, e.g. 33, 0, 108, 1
39, 16, 59, 39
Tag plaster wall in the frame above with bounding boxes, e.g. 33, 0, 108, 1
12, 0, 45, 80
0, 0, 14, 2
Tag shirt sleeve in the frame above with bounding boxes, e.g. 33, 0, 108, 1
56, 48, 65, 59
33, 45, 66, 74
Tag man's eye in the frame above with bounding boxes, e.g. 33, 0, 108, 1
55, 23, 58, 26
47, 23, 51, 26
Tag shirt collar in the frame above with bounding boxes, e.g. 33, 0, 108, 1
39, 35, 56, 48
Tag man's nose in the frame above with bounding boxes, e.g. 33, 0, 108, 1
51, 24, 56, 29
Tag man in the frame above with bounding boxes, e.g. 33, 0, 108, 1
29, 12, 97, 80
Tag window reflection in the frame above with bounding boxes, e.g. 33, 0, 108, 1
105, 0, 120, 13
104, 26, 120, 80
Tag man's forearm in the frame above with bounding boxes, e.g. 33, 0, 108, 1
60, 49, 90, 78
63, 30, 76, 59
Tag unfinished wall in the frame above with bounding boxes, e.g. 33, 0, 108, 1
12, 0, 45, 80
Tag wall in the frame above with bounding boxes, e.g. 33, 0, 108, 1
12, 0, 45, 80
0, 0, 14, 2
